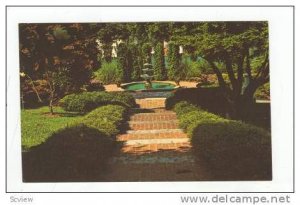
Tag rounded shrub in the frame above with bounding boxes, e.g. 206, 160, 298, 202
81, 105, 126, 137
60, 91, 136, 113
22, 125, 115, 182
191, 120, 272, 180
172, 101, 272, 180
173, 101, 199, 117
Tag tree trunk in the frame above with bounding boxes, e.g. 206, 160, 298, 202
49, 91, 54, 115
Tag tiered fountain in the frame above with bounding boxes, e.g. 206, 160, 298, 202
140, 63, 154, 90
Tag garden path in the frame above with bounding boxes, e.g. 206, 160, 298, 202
102, 98, 212, 181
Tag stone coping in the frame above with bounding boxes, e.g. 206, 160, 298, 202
104, 81, 198, 92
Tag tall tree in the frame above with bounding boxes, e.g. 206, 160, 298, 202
19, 23, 100, 113
167, 41, 180, 81
153, 42, 166, 80
172, 22, 269, 118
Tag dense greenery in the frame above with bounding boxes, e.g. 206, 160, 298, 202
21, 106, 83, 150
254, 82, 270, 100
94, 60, 123, 85
20, 22, 270, 116
22, 124, 115, 182
153, 42, 166, 80
22, 104, 127, 182
22, 102, 128, 182
172, 22, 269, 117
173, 101, 272, 180
20, 23, 101, 113
60, 91, 136, 113
166, 87, 228, 117
81, 105, 127, 137
166, 41, 180, 81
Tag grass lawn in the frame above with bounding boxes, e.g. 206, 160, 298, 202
21, 106, 83, 150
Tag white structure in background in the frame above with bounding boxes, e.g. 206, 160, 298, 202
96, 39, 123, 58
179, 45, 184, 54
95, 39, 183, 58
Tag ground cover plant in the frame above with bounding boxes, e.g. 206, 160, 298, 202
173, 101, 272, 180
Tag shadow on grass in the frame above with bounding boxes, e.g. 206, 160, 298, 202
22, 125, 117, 182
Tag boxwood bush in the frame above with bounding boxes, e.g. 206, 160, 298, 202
60, 91, 136, 113
23, 104, 127, 182
80, 105, 127, 137
173, 101, 272, 180
22, 125, 115, 182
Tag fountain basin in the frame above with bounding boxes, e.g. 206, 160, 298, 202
121, 81, 177, 91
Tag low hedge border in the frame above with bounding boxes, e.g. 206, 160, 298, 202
23, 104, 128, 182
173, 101, 272, 180
60, 91, 136, 113
78, 104, 127, 138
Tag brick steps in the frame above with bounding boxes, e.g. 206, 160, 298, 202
129, 121, 179, 130
118, 132, 187, 141
130, 108, 174, 114
135, 98, 166, 109
130, 113, 177, 121
101, 98, 211, 181
123, 138, 190, 146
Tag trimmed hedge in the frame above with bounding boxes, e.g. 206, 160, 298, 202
60, 91, 136, 113
165, 87, 229, 117
23, 104, 127, 182
80, 105, 127, 137
173, 101, 272, 180
22, 125, 115, 182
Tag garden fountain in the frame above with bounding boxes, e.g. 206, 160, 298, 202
140, 63, 154, 90
121, 63, 176, 91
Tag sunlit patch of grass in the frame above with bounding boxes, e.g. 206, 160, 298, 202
21, 106, 83, 150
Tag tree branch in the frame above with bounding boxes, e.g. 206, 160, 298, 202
255, 52, 269, 80
204, 58, 227, 89
224, 56, 237, 91
245, 48, 252, 80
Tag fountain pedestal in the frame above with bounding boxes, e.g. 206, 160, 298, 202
140, 63, 154, 90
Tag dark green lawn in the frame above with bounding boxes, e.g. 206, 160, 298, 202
21, 106, 82, 150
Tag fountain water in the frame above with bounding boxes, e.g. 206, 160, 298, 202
140, 63, 154, 90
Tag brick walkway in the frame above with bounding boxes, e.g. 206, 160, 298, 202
102, 98, 212, 181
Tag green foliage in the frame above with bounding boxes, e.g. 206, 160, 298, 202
94, 60, 124, 84
21, 106, 83, 150
173, 101, 199, 117
254, 82, 270, 100
153, 42, 166, 80
60, 91, 136, 113
19, 23, 100, 88
174, 101, 227, 136
22, 124, 115, 182
186, 59, 214, 79
81, 105, 126, 137
142, 43, 152, 63
165, 87, 228, 116
167, 42, 180, 80
130, 44, 143, 81
21, 79, 49, 108
192, 120, 272, 179
117, 42, 133, 82
172, 101, 272, 180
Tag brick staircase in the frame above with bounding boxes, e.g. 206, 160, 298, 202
102, 98, 211, 181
